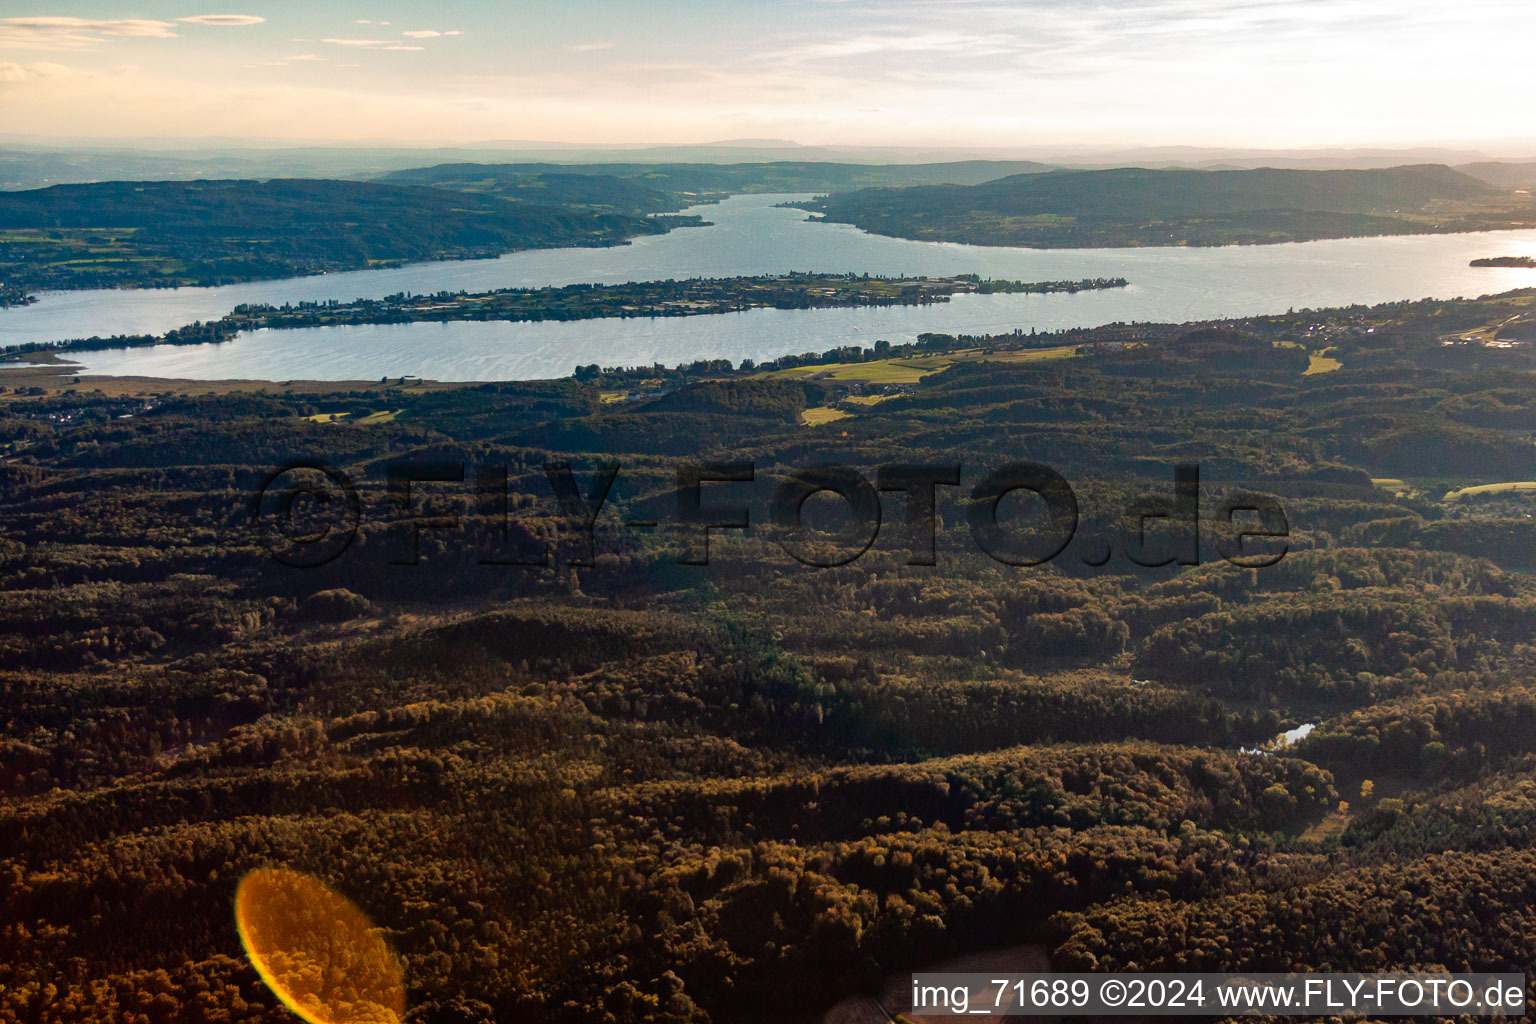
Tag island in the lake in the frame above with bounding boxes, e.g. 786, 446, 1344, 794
1471, 256, 1536, 267
4, 273, 1128, 357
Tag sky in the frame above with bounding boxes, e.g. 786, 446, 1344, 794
0, 0, 1533, 152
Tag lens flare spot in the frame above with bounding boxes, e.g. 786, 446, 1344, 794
235, 868, 405, 1024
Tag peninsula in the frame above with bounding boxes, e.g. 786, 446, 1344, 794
796, 164, 1536, 247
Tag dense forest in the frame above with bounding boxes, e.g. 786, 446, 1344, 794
796, 164, 1536, 246
4, 289, 1536, 1021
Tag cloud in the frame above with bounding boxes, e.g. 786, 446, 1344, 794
0, 59, 135, 85
177, 15, 265, 27
0, 16, 177, 50
286, 53, 324, 61
0, 60, 77, 83
761, 30, 1019, 67
321, 38, 425, 51
6, 0, 1530, 153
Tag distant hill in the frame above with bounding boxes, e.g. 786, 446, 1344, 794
0, 178, 676, 296
5, 138, 1528, 191
377, 160, 1057, 204
797, 164, 1532, 247
1458, 162, 1536, 188
0, 146, 573, 191
373, 168, 683, 213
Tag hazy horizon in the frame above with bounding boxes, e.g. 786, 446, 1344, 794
2, 1, 1534, 153
4, 135, 1536, 162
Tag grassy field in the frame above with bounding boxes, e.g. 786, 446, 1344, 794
789, 348, 1079, 426
766, 358, 944, 384
991, 345, 1081, 362
1370, 477, 1535, 501
1304, 352, 1342, 374
1444, 481, 1536, 500
0, 351, 468, 399
820, 359, 943, 384
0, 228, 191, 288
765, 345, 1077, 385
303, 409, 402, 425
801, 407, 851, 425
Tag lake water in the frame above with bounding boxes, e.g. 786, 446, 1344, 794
5, 193, 1536, 381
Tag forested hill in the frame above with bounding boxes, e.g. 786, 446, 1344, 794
799, 163, 1536, 246
0, 178, 686, 297
377, 159, 1059, 203
11, 290, 1536, 1021
964, 164, 1492, 217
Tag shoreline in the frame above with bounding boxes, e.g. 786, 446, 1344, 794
0, 358, 475, 397
802, 216, 1536, 250
10, 221, 1536, 310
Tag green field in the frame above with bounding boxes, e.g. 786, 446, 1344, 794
1370, 477, 1425, 498
303, 409, 401, 425
766, 345, 1076, 385
801, 406, 851, 425
1444, 481, 1536, 500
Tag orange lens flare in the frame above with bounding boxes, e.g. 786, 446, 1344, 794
235, 868, 405, 1024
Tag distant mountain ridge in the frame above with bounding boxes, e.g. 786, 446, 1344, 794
376, 160, 1060, 203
